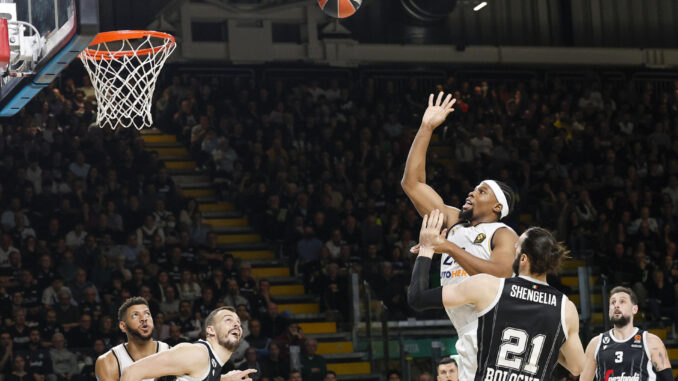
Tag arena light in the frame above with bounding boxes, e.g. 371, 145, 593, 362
473, 1, 487, 11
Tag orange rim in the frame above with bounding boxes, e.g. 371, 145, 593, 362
80, 30, 176, 60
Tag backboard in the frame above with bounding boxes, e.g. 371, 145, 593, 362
0, 0, 99, 116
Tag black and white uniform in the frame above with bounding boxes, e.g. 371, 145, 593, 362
176, 340, 225, 381
595, 328, 656, 381
106, 341, 171, 381
442, 221, 514, 380
474, 276, 568, 381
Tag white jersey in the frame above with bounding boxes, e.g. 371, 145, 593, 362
441, 221, 513, 381
108, 341, 170, 381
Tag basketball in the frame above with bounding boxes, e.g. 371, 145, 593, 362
317, 0, 362, 18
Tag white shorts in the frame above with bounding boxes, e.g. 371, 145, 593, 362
455, 328, 478, 381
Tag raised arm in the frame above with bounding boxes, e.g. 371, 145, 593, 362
558, 300, 586, 376
401, 92, 460, 228
120, 343, 207, 381
578, 336, 599, 381
95, 352, 120, 381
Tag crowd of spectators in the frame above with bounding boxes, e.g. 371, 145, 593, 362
2, 65, 678, 381
174, 72, 678, 327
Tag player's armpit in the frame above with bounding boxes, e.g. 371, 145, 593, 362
577, 336, 600, 381
647, 333, 672, 371
558, 300, 585, 376
120, 344, 206, 381
95, 352, 120, 381
441, 273, 499, 310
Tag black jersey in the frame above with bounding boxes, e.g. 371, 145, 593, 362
595, 329, 654, 381
176, 340, 224, 381
474, 276, 568, 381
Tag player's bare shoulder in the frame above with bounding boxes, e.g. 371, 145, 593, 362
95, 350, 120, 381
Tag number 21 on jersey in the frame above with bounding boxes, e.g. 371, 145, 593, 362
497, 328, 546, 375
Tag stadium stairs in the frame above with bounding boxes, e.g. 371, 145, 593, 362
140, 130, 378, 381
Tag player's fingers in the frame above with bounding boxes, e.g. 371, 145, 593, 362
435, 210, 444, 231
241, 370, 257, 378
421, 214, 428, 231
433, 209, 442, 228
436, 91, 444, 106
428, 93, 434, 107
441, 228, 448, 238
441, 93, 453, 108
410, 244, 420, 253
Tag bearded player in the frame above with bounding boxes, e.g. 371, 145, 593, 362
120, 307, 243, 381
96, 297, 171, 381
402, 94, 519, 375
580, 287, 673, 381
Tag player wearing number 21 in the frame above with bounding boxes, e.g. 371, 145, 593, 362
579, 287, 673, 381
408, 210, 586, 381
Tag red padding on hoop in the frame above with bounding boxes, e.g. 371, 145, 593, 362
0, 19, 9, 71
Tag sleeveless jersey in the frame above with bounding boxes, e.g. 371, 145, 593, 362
176, 340, 224, 381
108, 341, 170, 381
474, 276, 568, 381
595, 329, 655, 381
441, 221, 513, 329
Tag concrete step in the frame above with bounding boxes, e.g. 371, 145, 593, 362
270, 285, 305, 295
153, 147, 189, 156
199, 203, 234, 212
218, 243, 272, 251
172, 175, 212, 184
166, 160, 196, 170
203, 211, 243, 219
561, 276, 599, 288
206, 217, 248, 227
252, 267, 290, 278
271, 294, 319, 304
325, 353, 368, 362
307, 332, 352, 341
141, 134, 176, 143
168, 168, 204, 175
299, 322, 336, 334
145, 142, 184, 148
211, 226, 254, 234
278, 303, 319, 314
569, 293, 603, 306
560, 259, 587, 270
248, 259, 284, 267
336, 375, 380, 381
327, 362, 371, 375
317, 341, 354, 355
291, 313, 329, 322
231, 250, 276, 260
267, 276, 303, 285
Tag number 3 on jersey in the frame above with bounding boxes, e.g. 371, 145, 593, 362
615, 351, 623, 363
497, 328, 546, 375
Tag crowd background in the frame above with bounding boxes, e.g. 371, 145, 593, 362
0, 66, 676, 381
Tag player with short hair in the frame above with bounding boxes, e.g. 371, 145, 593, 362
580, 286, 673, 381
120, 306, 254, 381
408, 210, 586, 380
95, 297, 170, 381
436, 357, 458, 381
402, 93, 519, 378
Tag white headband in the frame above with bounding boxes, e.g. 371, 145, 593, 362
481, 180, 509, 219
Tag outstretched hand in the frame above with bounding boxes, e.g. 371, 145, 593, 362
421, 92, 456, 130
416, 209, 448, 255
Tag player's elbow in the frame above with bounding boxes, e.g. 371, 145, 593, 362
407, 285, 425, 312
568, 362, 584, 376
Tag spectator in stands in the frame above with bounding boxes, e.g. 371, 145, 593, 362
436, 358, 459, 381
48, 334, 78, 381
18, 329, 54, 381
262, 342, 289, 381
300, 339, 326, 381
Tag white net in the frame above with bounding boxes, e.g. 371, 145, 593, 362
79, 31, 176, 130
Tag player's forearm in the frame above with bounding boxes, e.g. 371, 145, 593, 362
408, 252, 444, 311
401, 125, 434, 187
441, 241, 512, 277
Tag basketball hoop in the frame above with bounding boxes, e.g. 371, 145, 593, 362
79, 30, 176, 130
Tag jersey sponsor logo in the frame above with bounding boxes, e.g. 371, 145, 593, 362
509, 285, 557, 306
484, 367, 541, 381
603, 336, 610, 344
633, 335, 641, 343
441, 269, 468, 279
474, 233, 487, 244
604, 371, 640, 381
630, 344, 642, 348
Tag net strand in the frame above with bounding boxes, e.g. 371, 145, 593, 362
79, 33, 176, 130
